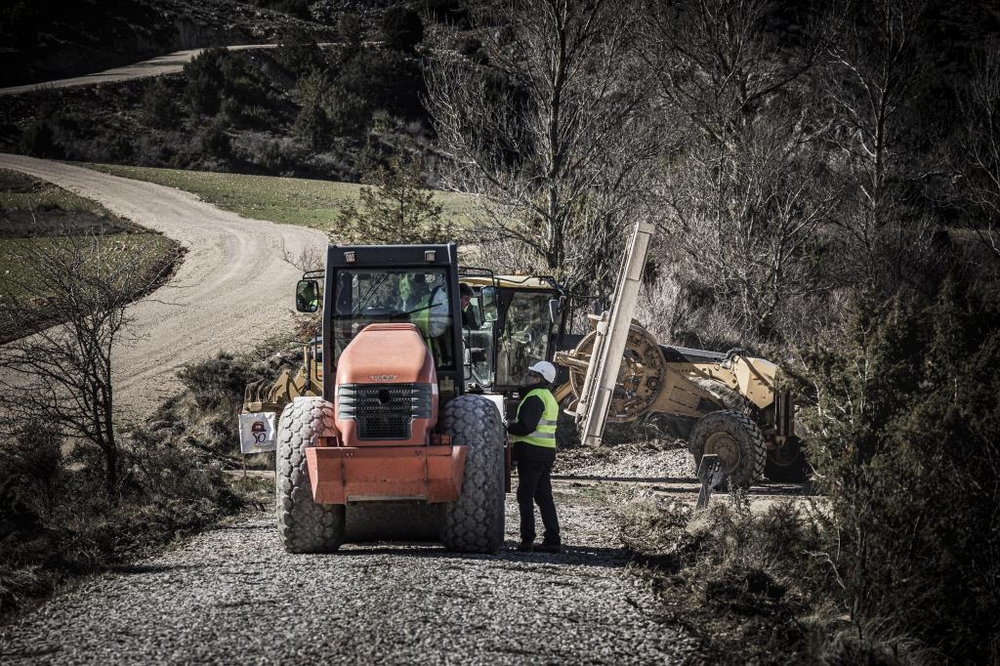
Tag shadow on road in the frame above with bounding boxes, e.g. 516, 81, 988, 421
108, 563, 208, 575
331, 542, 635, 569
555, 473, 820, 497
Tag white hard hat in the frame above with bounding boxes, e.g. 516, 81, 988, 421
528, 360, 557, 383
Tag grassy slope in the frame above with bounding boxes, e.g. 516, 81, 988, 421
0, 169, 182, 341
2, 234, 176, 294
0, 189, 108, 217
88, 163, 479, 231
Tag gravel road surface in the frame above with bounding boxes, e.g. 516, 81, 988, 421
0, 478, 700, 665
0, 153, 328, 419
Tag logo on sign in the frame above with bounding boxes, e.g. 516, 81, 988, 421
251, 420, 267, 443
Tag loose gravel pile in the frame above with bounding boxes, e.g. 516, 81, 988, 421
557, 440, 694, 481
0, 475, 702, 665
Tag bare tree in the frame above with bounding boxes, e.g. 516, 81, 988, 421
822, 0, 938, 294
425, 0, 656, 294
0, 231, 179, 500
958, 39, 1000, 263
641, 0, 833, 341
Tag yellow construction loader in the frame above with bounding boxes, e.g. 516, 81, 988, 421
552, 222, 806, 487
553, 317, 804, 486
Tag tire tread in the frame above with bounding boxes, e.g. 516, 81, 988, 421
440, 394, 505, 553
276, 396, 345, 553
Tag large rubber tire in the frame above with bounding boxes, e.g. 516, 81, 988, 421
764, 436, 811, 483
276, 396, 345, 553
440, 394, 505, 553
688, 410, 766, 490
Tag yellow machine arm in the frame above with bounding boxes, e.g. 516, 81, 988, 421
242, 344, 322, 413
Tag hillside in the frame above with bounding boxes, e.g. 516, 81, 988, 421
0, 0, 359, 87
0, 4, 434, 183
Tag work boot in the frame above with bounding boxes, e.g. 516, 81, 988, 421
536, 542, 561, 554
516, 542, 534, 553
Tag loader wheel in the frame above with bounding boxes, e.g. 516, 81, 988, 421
689, 410, 766, 490
566, 325, 666, 423
276, 396, 345, 553
440, 394, 505, 553
764, 436, 811, 483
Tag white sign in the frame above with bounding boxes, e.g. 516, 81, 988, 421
239, 412, 277, 454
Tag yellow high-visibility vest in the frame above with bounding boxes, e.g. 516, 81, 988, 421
512, 387, 558, 448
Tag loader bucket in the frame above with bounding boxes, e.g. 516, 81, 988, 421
243, 366, 314, 413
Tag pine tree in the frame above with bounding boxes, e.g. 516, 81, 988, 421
333, 154, 454, 245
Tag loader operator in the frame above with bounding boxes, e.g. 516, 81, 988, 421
459, 283, 479, 329
400, 273, 428, 312
507, 360, 561, 553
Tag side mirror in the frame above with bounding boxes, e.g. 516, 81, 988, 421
548, 298, 561, 325
296, 279, 320, 313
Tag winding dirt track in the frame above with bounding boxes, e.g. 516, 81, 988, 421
0, 153, 328, 419
0, 46, 277, 96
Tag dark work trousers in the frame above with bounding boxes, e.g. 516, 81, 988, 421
516, 459, 560, 545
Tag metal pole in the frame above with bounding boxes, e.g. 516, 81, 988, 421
578, 221, 655, 446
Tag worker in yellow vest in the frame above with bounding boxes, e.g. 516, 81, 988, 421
507, 360, 560, 553
459, 283, 479, 329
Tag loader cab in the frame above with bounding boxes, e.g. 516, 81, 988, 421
458, 273, 563, 395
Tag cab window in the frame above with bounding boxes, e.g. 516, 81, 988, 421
331, 269, 456, 370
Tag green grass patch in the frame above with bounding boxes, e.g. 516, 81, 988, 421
0, 168, 130, 234
1, 232, 175, 296
0, 189, 108, 217
0, 233, 181, 343
0, 170, 183, 342
87, 163, 478, 231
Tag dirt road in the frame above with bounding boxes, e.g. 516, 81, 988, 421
0, 153, 328, 419
0, 46, 278, 96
